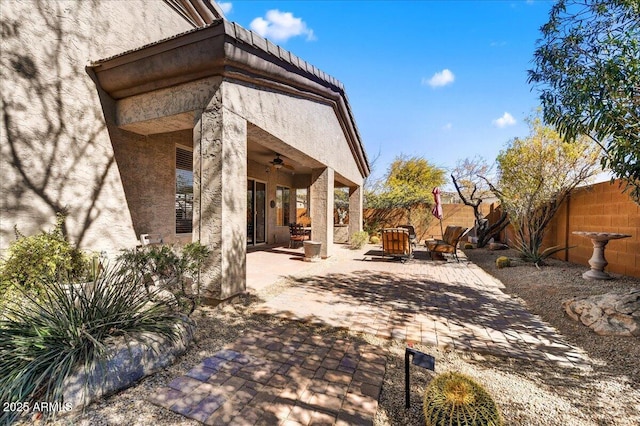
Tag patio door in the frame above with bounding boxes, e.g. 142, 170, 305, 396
247, 179, 266, 245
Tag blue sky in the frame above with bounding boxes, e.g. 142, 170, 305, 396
218, 1, 554, 184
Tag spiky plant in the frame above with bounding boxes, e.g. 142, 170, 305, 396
423, 372, 503, 426
0, 261, 190, 424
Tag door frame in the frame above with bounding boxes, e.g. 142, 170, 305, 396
247, 178, 267, 246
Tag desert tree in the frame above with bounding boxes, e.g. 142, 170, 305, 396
529, 0, 640, 203
451, 156, 509, 247
487, 116, 601, 265
367, 154, 446, 238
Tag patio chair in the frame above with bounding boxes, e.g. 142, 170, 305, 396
381, 228, 413, 262
289, 223, 310, 248
425, 226, 469, 262
398, 224, 417, 247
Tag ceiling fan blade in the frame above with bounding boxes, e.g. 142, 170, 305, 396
283, 163, 295, 170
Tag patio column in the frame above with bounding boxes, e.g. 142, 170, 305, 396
310, 167, 334, 258
348, 185, 363, 240
193, 104, 247, 301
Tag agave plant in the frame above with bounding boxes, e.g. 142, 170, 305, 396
0, 261, 190, 424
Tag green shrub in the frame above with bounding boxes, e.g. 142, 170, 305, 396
0, 214, 93, 306
495, 256, 511, 269
0, 261, 189, 424
423, 372, 503, 426
350, 231, 369, 249
117, 242, 210, 314
369, 235, 380, 245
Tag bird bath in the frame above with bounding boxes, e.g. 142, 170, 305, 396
573, 231, 631, 280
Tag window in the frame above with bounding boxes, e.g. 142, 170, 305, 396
276, 186, 290, 226
176, 147, 193, 234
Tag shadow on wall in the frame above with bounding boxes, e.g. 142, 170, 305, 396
1, 2, 115, 247
195, 128, 248, 300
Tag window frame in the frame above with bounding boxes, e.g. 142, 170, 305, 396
276, 185, 291, 226
175, 146, 193, 234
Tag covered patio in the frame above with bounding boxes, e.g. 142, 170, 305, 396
88, 19, 369, 302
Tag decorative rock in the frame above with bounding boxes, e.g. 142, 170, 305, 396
488, 243, 509, 251
563, 290, 640, 336
63, 320, 195, 410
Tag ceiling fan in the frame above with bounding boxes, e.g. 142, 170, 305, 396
269, 153, 294, 171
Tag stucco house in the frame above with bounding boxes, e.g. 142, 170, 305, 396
1, 0, 369, 301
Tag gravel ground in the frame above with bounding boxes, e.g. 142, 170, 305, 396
378, 248, 640, 426
19, 248, 640, 425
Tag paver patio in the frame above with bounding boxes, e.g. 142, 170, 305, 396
150, 244, 588, 424
253, 247, 588, 366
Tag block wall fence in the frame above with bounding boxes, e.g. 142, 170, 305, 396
362, 204, 492, 241
357, 180, 638, 278
498, 180, 639, 278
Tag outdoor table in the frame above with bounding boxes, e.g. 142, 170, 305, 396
572, 231, 631, 280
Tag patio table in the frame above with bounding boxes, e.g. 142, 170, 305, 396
572, 231, 631, 280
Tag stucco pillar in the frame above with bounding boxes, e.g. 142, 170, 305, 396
310, 167, 334, 258
193, 104, 247, 300
348, 185, 363, 240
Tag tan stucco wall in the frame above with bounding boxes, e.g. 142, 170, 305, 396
112, 129, 193, 244
1, 0, 193, 254
222, 81, 364, 187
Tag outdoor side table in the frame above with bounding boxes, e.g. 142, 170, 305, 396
572, 231, 631, 280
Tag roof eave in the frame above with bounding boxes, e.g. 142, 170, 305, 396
88, 19, 370, 177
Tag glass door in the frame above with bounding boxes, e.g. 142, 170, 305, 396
247, 179, 266, 245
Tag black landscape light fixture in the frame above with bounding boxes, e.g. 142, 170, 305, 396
405, 347, 435, 408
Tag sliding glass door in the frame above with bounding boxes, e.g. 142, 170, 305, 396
247, 179, 266, 245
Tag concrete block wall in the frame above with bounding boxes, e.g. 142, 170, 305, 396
495, 180, 639, 278
558, 181, 639, 277
364, 203, 492, 242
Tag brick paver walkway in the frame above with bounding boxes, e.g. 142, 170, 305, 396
150, 245, 588, 424
149, 324, 386, 425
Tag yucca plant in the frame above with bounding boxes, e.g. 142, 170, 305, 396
0, 261, 190, 424
423, 372, 503, 426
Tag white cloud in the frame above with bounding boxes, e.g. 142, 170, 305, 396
250, 10, 315, 42
423, 69, 455, 88
218, 2, 232, 15
493, 112, 516, 128
442, 123, 453, 131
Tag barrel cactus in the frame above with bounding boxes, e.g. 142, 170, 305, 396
495, 256, 510, 269
423, 372, 503, 426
